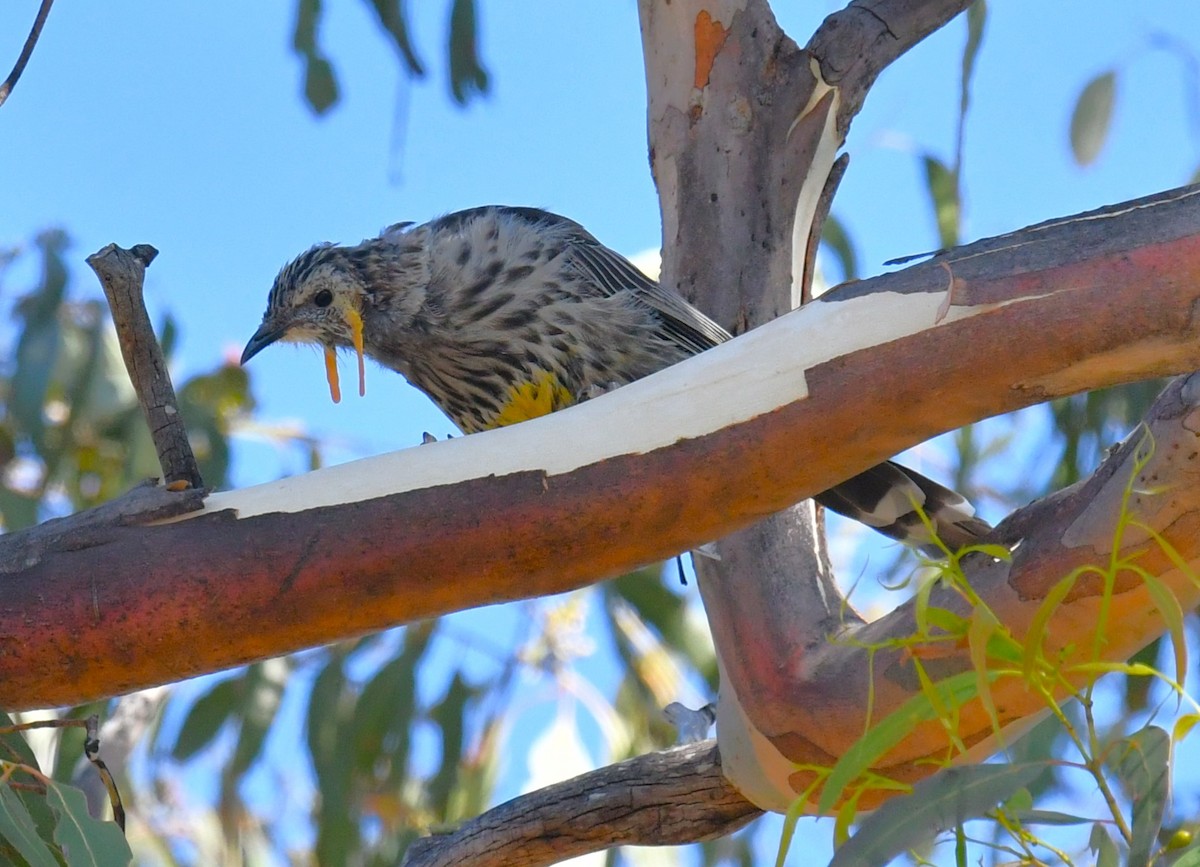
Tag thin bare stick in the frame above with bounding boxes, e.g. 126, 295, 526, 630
87, 244, 204, 489
0, 0, 56, 110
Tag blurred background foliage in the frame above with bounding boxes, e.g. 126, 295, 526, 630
3, 0, 1200, 865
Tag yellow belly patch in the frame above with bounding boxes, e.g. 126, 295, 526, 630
491, 370, 575, 428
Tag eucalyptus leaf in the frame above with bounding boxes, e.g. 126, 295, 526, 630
0, 785, 59, 867
427, 672, 474, 820
308, 652, 359, 867
292, 0, 340, 114
1089, 822, 1120, 867
365, 0, 426, 75
47, 782, 132, 867
820, 213, 859, 282
1108, 725, 1170, 867
921, 153, 959, 249
173, 679, 238, 761
818, 671, 982, 815
1070, 70, 1116, 166
448, 0, 489, 104
830, 763, 1045, 867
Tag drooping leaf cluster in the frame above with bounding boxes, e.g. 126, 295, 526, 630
291, 0, 489, 116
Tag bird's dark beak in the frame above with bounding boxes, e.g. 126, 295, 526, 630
240, 323, 287, 365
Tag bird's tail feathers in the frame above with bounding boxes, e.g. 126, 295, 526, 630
815, 461, 990, 556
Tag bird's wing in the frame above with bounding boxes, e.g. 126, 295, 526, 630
564, 234, 732, 355
468, 207, 732, 354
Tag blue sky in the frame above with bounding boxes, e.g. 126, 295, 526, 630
4, 1, 1200, 864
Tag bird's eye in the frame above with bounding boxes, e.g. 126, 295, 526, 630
313, 289, 333, 308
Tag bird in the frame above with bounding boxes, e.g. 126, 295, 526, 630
241, 205, 990, 554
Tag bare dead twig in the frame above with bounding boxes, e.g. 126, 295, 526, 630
0, 0, 56, 110
87, 244, 204, 489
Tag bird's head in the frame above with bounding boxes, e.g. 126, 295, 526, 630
241, 243, 368, 365
241, 230, 432, 402
241, 243, 374, 403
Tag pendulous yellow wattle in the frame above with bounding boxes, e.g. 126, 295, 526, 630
321, 308, 368, 405
323, 346, 341, 404
345, 307, 366, 397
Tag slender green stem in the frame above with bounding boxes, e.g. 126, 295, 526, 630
1082, 696, 1133, 844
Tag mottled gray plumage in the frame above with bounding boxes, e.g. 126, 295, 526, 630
242, 205, 990, 553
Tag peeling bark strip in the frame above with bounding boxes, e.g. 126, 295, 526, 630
0, 186, 1198, 710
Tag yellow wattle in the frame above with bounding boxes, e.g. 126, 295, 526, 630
321, 306, 367, 405
492, 370, 575, 428
345, 307, 366, 397
323, 347, 341, 404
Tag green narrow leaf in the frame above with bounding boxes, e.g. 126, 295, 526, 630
12, 231, 68, 452
292, 0, 340, 114
957, 0, 987, 150
172, 678, 239, 760
0, 784, 59, 867
960, 1, 987, 111
1176, 713, 1200, 744
307, 651, 358, 867
819, 213, 859, 282
447, 0, 489, 104
833, 791, 860, 848
0, 715, 58, 841
1138, 573, 1186, 686
1108, 725, 1170, 867
304, 57, 338, 116
352, 651, 417, 776
365, 0, 426, 75
817, 671, 982, 815
829, 763, 1045, 867
774, 789, 813, 867
966, 608, 1001, 737
1010, 809, 1095, 826
0, 508, 19, 556
1022, 570, 1080, 681
227, 659, 289, 780
158, 313, 179, 360
1070, 70, 1116, 166
1089, 822, 1121, 867
450, 714, 499, 824
46, 781, 132, 866
352, 622, 435, 783
306, 653, 347, 787
427, 673, 474, 820
921, 153, 959, 249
